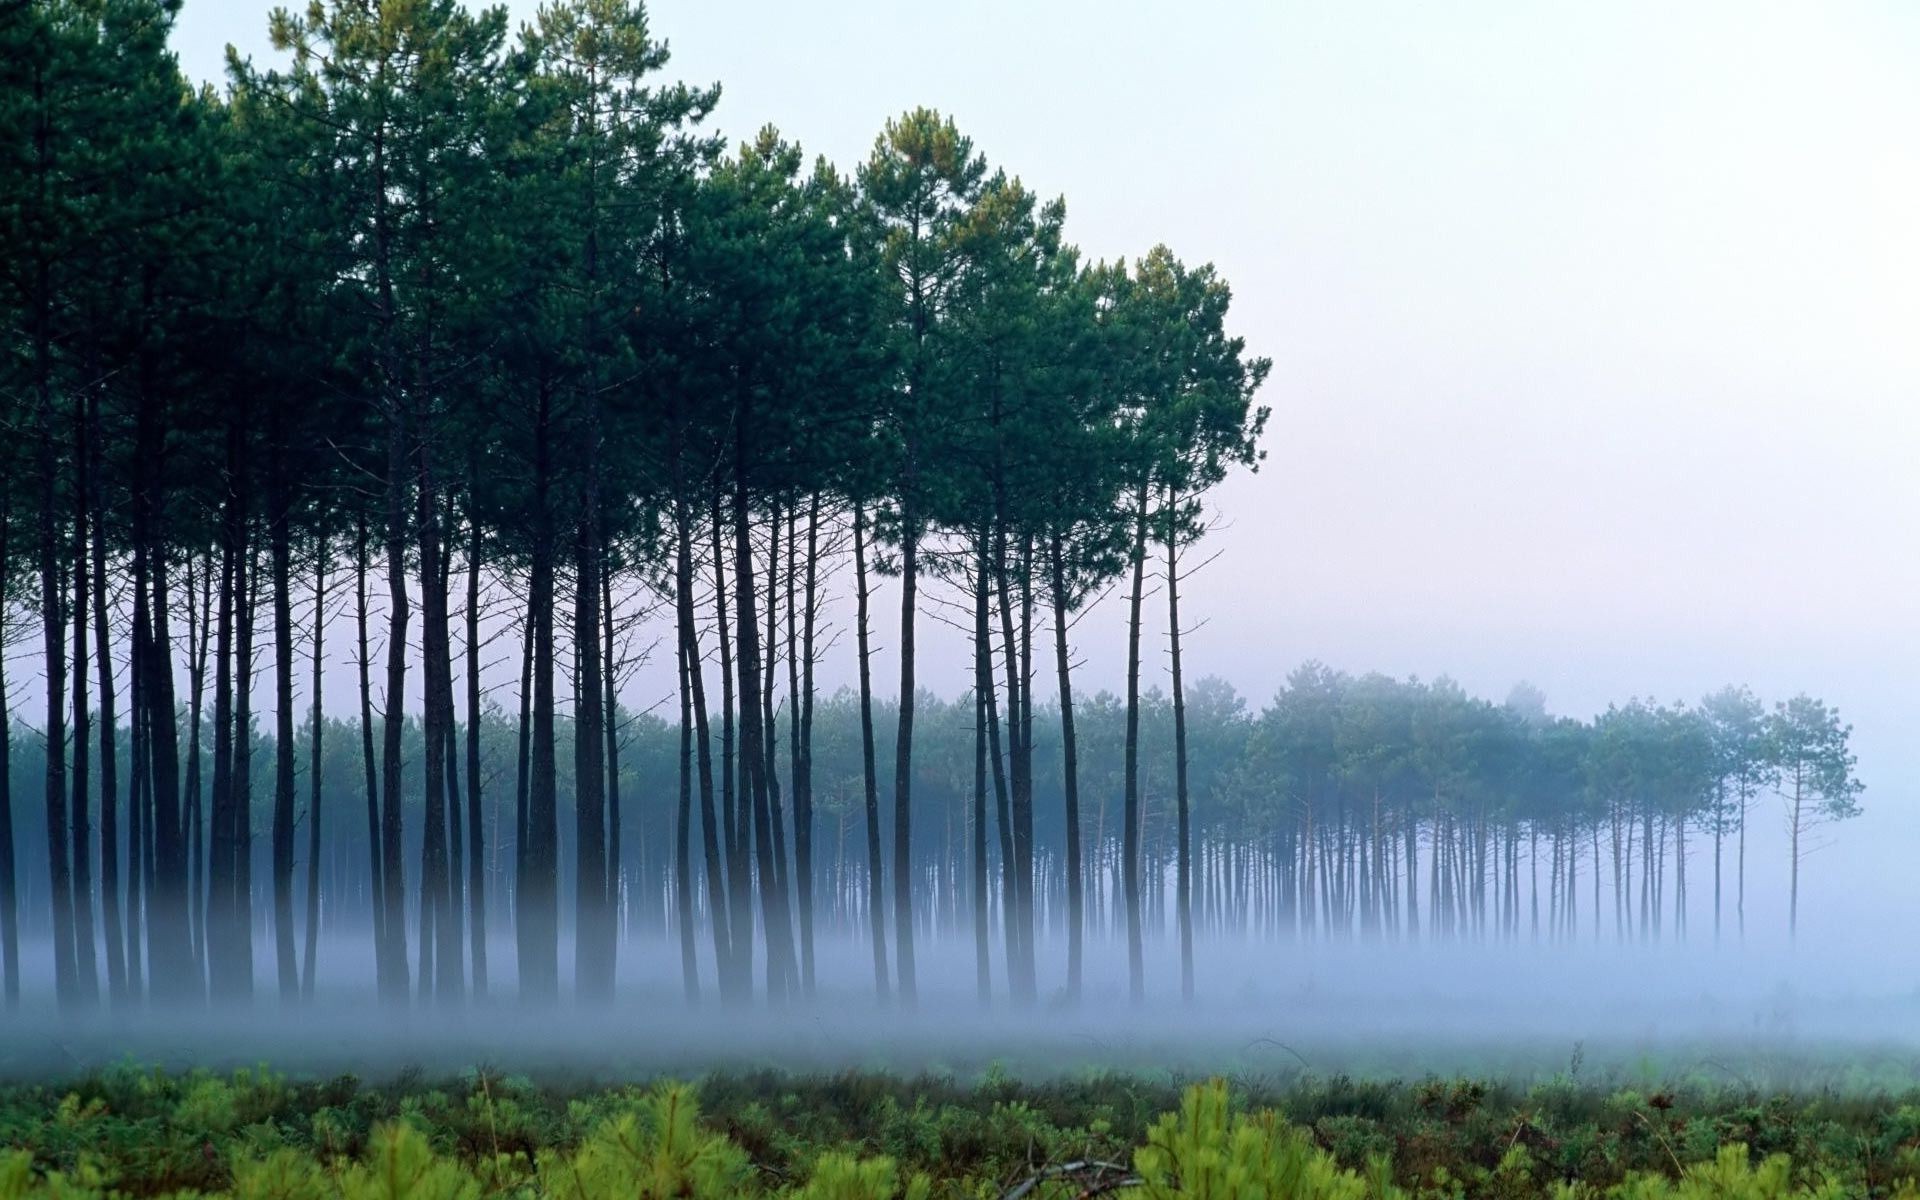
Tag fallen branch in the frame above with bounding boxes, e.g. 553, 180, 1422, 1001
1001, 1159, 1139, 1200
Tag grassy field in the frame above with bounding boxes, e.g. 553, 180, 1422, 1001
7, 1060, 1920, 1198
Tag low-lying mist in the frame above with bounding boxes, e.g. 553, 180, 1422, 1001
6, 929, 1917, 1087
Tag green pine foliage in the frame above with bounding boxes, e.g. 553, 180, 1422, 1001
2, 1068, 1920, 1199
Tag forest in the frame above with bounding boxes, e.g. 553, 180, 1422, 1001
0, 0, 1866, 1021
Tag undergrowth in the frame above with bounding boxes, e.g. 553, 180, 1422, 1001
4, 1064, 1920, 1197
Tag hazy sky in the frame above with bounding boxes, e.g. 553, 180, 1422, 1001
154, 2, 1920, 938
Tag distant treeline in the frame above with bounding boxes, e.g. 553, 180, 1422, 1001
0, 0, 1856, 1016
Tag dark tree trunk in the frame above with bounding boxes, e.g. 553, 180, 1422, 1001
851, 504, 888, 1002
303, 546, 325, 1001
892, 494, 919, 1007
513, 607, 531, 976
675, 489, 730, 999
573, 497, 610, 1002
791, 498, 820, 998
713, 498, 751, 993
354, 514, 385, 989
762, 508, 791, 994
130, 556, 150, 991
378, 400, 411, 1004
70, 405, 98, 1006
1049, 536, 1083, 1003
675, 635, 699, 1002
465, 509, 487, 997
993, 526, 1034, 1005
271, 440, 299, 1001
0, 490, 18, 1008
228, 534, 258, 1001
733, 444, 795, 1001
1122, 483, 1149, 1002
970, 543, 996, 1005
602, 568, 621, 951
40, 379, 77, 1008
1165, 488, 1194, 1003
521, 382, 559, 1004
206, 441, 239, 1001
414, 448, 458, 1003
87, 394, 125, 1005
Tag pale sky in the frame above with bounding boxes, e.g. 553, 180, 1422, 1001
161, 1, 1920, 943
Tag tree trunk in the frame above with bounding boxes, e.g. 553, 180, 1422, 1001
1165, 488, 1194, 1002
354, 515, 385, 991
602, 568, 622, 954
0, 489, 15, 1008
1121, 483, 1149, 1003
465, 511, 487, 997
87, 393, 125, 1005
892, 502, 919, 1007
675, 634, 699, 1002
303, 547, 325, 1001
713, 496, 751, 994
971, 541, 999, 1005
70, 405, 98, 1006
230, 535, 258, 1000
851, 503, 889, 1002
522, 381, 559, 1004
40, 378, 77, 1008
675, 489, 730, 1000
378, 398, 412, 1004
1050, 536, 1083, 1003
271, 441, 299, 1001
793, 495, 821, 998
573, 501, 610, 1002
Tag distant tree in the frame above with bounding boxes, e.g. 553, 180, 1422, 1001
1700, 686, 1766, 942
1764, 695, 1862, 939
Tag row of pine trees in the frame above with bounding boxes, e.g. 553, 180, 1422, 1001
0, 0, 1858, 1014
0, 0, 1266, 1010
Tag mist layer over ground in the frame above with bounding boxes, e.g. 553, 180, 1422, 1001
6, 930, 1917, 1087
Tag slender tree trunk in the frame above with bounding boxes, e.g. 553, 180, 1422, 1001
573, 500, 610, 1002
972, 541, 1000, 1005
1788, 769, 1802, 941
794, 495, 821, 998
354, 515, 385, 990
0, 491, 16, 1008
40, 378, 77, 1008
1165, 489, 1194, 1003
852, 503, 888, 1002
378, 400, 411, 1004
1121, 483, 1148, 1003
892, 501, 918, 1007
465, 511, 487, 997
303, 547, 325, 1001
138, 385, 189, 1003
761, 507, 792, 994
602, 568, 622, 954
130, 553, 151, 991
714, 497, 751, 994
675, 490, 730, 999
87, 395, 125, 1005
416, 451, 460, 1004
1712, 784, 1724, 945
1736, 786, 1747, 943
522, 381, 558, 1004
69, 408, 98, 1006
271, 442, 299, 1001
230, 538, 258, 1000
206, 454, 238, 1001
993, 526, 1035, 1005
675, 635, 699, 1002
